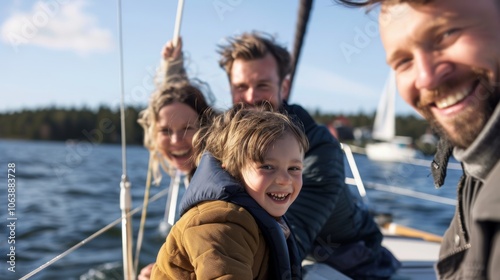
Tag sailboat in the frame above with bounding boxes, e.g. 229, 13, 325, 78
366, 70, 419, 162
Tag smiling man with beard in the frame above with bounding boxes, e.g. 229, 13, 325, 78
336, 0, 500, 279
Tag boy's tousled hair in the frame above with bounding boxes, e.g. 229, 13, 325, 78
192, 103, 309, 182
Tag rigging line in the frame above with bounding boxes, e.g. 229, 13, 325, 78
406, 157, 462, 170
134, 153, 155, 273
288, 0, 313, 101
117, 2, 127, 178
364, 181, 457, 206
19, 187, 171, 280
116, 0, 134, 279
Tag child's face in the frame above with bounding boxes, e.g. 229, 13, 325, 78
241, 132, 304, 217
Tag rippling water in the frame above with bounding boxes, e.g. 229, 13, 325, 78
0, 139, 460, 280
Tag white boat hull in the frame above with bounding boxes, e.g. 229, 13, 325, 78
366, 141, 418, 162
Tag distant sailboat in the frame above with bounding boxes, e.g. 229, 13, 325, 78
366, 70, 418, 162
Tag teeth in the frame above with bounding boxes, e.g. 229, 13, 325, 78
170, 150, 189, 157
435, 88, 469, 109
268, 193, 289, 201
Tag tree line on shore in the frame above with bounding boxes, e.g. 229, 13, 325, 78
0, 106, 432, 146
0, 106, 144, 145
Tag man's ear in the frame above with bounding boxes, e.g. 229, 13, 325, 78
281, 75, 291, 102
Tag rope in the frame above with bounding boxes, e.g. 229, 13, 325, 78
19, 187, 171, 280
288, 0, 313, 101
133, 153, 155, 273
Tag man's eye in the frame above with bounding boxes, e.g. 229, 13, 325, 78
394, 57, 411, 71
235, 85, 247, 91
441, 28, 459, 40
436, 28, 461, 46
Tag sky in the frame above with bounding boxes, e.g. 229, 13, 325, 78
0, 0, 418, 116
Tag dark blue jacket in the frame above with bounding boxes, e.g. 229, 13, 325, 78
283, 103, 400, 279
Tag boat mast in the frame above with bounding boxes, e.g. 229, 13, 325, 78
288, 0, 313, 101
116, 0, 135, 279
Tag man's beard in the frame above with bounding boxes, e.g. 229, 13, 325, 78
236, 100, 275, 111
419, 75, 500, 149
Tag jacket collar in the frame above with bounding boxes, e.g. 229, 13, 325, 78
454, 102, 500, 181
179, 152, 245, 216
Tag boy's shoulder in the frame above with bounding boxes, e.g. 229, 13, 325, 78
178, 200, 258, 230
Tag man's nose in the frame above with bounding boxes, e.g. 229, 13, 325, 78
414, 51, 452, 91
242, 87, 259, 104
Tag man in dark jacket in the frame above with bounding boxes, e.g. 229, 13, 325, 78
217, 32, 400, 279
335, 0, 500, 279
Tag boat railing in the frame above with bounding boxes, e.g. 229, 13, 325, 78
341, 142, 457, 206
341, 142, 455, 243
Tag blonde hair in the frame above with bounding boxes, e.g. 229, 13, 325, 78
138, 79, 216, 184
193, 103, 309, 182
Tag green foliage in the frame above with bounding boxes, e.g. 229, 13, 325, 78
0, 106, 145, 145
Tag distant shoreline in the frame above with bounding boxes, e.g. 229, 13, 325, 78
0, 106, 432, 146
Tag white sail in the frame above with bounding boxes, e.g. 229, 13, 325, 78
372, 70, 396, 141
366, 70, 418, 162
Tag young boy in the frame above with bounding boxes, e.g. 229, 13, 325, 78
151, 104, 309, 279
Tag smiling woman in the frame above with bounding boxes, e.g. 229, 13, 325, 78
137, 79, 215, 183
135, 52, 218, 280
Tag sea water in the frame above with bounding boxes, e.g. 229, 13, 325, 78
0, 139, 460, 280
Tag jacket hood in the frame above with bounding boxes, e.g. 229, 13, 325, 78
179, 152, 245, 216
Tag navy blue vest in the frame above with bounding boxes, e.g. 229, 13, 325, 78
229, 192, 302, 279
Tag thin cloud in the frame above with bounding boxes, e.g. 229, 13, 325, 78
1, 0, 113, 54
